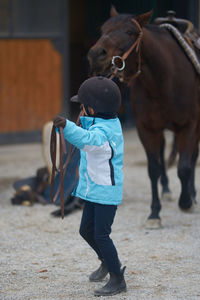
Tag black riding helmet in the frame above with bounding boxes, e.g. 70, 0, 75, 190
70, 76, 121, 113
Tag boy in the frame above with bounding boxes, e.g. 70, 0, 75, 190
53, 76, 126, 296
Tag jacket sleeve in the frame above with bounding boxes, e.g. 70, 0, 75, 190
62, 120, 107, 150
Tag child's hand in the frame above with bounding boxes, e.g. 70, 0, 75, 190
53, 115, 66, 128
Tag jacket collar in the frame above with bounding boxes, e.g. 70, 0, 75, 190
80, 116, 95, 129
80, 115, 118, 129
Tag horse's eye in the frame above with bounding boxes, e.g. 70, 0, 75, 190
126, 30, 133, 35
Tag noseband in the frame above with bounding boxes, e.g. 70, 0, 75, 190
110, 18, 143, 81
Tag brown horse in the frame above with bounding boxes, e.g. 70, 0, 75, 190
87, 7, 200, 228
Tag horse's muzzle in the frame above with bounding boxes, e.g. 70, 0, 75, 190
87, 47, 108, 62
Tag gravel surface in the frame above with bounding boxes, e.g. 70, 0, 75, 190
0, 129, 200, 300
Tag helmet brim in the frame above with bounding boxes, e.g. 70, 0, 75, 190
70, 95, 79, 103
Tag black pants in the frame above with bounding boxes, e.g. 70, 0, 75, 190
79, 200, 121, 275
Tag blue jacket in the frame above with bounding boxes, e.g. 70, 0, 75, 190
63, 116, 124, 205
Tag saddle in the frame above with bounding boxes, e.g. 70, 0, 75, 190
154, 10, 200, 58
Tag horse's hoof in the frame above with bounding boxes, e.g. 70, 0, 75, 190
161, 192, 173, 202
180, 202, 200, 213
145, 218, 162, 229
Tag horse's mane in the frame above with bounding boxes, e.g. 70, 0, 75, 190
145, 24, 161, 32
145, 24, 165, 33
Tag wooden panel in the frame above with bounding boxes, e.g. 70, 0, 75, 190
0, 39, 62, 133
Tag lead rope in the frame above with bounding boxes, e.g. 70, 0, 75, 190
50, 109, 84, 219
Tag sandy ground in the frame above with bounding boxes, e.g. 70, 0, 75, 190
0, 128, 200, 300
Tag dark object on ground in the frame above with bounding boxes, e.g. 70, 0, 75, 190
11, 167, 49, 206
51, 196, 84, 217
11, 133, 81, 217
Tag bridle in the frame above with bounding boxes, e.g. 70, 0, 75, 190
110, 18, 143, 82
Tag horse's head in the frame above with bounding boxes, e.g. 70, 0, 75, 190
87, 7, 152, 81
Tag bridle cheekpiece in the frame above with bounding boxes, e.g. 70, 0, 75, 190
110, 18, 143, 81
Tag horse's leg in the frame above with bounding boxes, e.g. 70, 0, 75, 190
176, 132, 197, 211
137, 127, 163, 229
178, 153, 192, 210
159, 136, 172, 201
188, 146, 199, 204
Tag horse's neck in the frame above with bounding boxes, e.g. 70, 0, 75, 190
138, 28, 175, 87
141, 27, 168, 74
130, 27, 170, 97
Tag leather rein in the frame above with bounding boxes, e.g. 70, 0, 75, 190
110, 18, 143, 82
50, 109, 84, 219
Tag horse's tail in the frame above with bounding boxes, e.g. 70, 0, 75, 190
167, 134, 178, 168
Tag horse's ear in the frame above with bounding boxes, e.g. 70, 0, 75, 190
110, 5, 118, 17
135, 10, 153, 27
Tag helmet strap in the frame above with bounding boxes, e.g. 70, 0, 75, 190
83, 104, 95, 116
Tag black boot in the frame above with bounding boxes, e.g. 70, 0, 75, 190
89, 259, 122, 282
89, 260, 108, 282
94, 266, 127, 296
